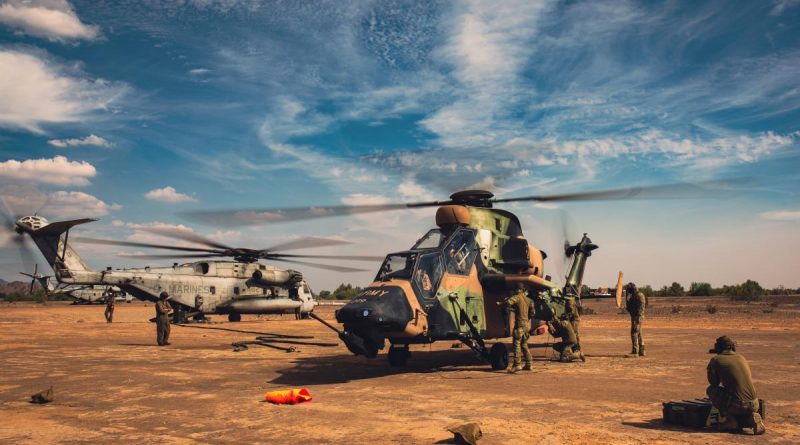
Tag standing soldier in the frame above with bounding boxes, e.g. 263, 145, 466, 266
104, 289, 115, 323
500, 285, 534, 373
625, 282, 647, 356
155, 291, 173, 346
565, 297, 581, 353
706, 336, 766, 435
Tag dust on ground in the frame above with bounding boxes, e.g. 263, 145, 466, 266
1, 296, 798, 444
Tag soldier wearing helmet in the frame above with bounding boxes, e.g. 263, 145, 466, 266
155, 291, 173, 346
707, 336, 765, 435
625, 282, 647, 356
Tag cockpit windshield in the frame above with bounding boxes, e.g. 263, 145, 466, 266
412, 229, 445, 249
376, 253, 418, 281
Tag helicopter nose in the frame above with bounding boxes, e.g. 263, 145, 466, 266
336, 285, 414, 332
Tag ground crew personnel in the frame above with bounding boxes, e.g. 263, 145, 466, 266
548, 314, 585, 362
706, 336, 766, 435
155, 291, 173, 346
625, 282, 646, 356
104, 290, 115, 323
500, 286, 534, 373
565, 298, 581, 352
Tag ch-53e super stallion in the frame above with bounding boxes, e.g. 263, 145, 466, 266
22, 264, 134, 304
5, 215, 380, 322
183, 181, 728, 368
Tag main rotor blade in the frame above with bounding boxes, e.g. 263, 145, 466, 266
74, 237, 224, 254
270, 257, 369, 273
263, 237, 352, 252
269, 253, 385, 262
139, 227, 234, 251
0, 196, 16, 227
492, 179, 742, 204
14, 237, 35, 275
181, 201, 447, 227
117, 253, 223, 260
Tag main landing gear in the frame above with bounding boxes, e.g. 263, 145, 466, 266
387, 344, 411, 367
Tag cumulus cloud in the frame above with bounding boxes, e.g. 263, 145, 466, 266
144, 186, 198, 203
760, 210, 800, 221
0, 0, 100, 41
44, 191, 121, 218
0, 156, 96, 186
48, 134, 112, 148
0, 49, 126, 132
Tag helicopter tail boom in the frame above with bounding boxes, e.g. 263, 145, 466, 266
18, 216, 97, 282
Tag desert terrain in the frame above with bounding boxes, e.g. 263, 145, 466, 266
1, 296, 798, 444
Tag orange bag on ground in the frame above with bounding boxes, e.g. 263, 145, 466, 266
265, 388, 312, 405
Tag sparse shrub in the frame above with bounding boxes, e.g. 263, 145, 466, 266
671, 305, 682, 314
689, 282, 713, 297
706, 305, 718, 314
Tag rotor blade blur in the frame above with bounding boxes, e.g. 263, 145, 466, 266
492, 179, 743, 204
15, 237, 35, 274
264, 237, 352, 252
270, 257, 369, 273
0, 196, 16, 227
139, 227, 233, 250
181, 200, 448, 227
74, 237, 223, 254
117, 253, 223, 260
271, 253, 385, 262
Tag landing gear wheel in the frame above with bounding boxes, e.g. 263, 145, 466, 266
228, 313, 241, 322
489, 343, 509, 370
387, 345, 411, 367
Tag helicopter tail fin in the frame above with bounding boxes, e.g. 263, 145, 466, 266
26, 218, 96, 278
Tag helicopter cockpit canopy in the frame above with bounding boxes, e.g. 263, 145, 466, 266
377, 227, 481, 302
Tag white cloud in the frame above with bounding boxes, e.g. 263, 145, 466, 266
0, 156, 96, 186
144, 186, 198, 203
0, 0, 100, 41
760, 210, 800, 221
0, 50, 126, 132
44, 191, 121, 218
188, 68, 210, 75
48, 134, 112, 148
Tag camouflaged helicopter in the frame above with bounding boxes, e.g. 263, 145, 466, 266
5, 215, 380, 322
183, 181, 722, 368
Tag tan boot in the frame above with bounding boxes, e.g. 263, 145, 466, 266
716, 415, 740, 432
508, 364, 522, 374
522, 363, 532, 371
751, 413, 766, 435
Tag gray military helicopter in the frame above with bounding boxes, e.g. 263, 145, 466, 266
5, 214, 380, 322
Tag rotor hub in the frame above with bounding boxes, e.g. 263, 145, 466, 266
15, 215, 48, 233
449, 190, 494, 208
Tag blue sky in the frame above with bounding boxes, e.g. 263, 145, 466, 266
0, 0, 798, 289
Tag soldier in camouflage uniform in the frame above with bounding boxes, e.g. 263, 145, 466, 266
155, 291, 173, 346
625, 282, 646, 356
104, 290, 115, 323
549, 314, 584, 362
707, 336, 766, 435
565, 298, 581, 352
500, 286, 534, 373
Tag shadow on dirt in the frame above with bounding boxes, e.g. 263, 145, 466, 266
623, 418, 728, 435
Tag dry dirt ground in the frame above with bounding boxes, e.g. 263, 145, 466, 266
1, 296, 798, 444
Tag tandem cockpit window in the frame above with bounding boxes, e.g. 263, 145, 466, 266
413, 252, 444, 300
444, 229, 479, 275
376, 253, 418, 281
412, 229, 445, 249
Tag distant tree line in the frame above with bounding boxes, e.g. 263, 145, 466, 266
623, 279, 795, 302
0, 290, 68, 303
316, 283, 363, 300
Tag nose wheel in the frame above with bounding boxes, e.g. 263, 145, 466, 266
387, 344, 411, 367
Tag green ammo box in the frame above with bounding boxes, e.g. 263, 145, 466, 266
662, 398, 765, 428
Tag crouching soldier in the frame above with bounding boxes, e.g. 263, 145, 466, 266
706, 336, 766, 435
548, 314, 585, 362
